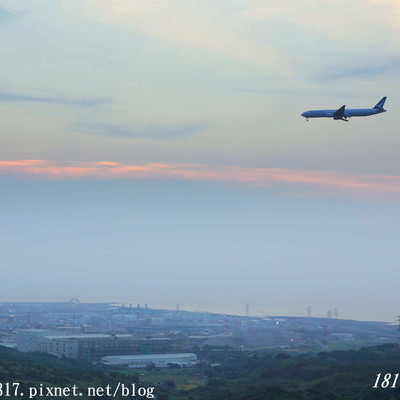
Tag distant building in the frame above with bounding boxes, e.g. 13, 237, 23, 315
16, 330, 177, 360
44, 334, 139, 360
101, 353, 198, 368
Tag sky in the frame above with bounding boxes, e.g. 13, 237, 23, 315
0, 0, 400, 321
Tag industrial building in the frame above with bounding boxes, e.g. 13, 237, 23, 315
16, 329, 178, 360
44, 334, 139, 359
101, 353, 198, 368
16, 330, 139, 359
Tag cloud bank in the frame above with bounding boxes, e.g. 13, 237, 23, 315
1, 160, 400, 200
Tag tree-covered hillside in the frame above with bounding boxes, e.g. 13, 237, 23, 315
2, 344, 400, 399
187, 344, 400, 400
0, 346, 139, 399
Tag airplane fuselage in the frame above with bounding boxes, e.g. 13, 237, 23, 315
301, 108, 385, 119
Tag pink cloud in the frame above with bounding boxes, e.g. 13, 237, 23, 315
1, 159, 400, 200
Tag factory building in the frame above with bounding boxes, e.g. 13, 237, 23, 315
44, 334, 139, 360
16, 330, 177, 360
101, 353, 198, 368
16, 331, 139, 360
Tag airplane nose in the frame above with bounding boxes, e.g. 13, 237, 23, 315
301, 112, 305, 117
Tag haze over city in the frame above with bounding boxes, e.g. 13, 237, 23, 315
1, 0, 400, 321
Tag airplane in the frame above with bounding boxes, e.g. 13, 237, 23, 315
301, 97, 387, 122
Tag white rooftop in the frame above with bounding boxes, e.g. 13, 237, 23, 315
102, 353, 196, 361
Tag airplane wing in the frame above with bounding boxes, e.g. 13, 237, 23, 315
333, 105, 346, 119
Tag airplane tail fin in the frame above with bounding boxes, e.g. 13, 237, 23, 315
373, 96, 387, 110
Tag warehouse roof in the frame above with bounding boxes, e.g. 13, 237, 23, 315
102, 353, 196, 361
